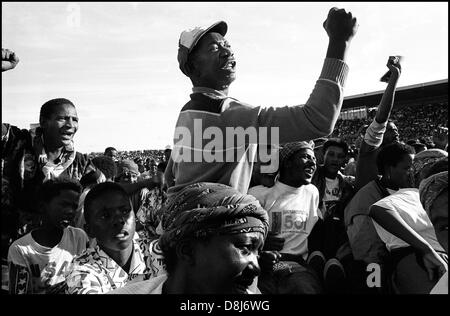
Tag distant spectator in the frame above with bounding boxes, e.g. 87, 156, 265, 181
104, 147, 119, 162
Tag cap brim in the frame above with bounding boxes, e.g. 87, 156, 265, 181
189, 21, 228, 53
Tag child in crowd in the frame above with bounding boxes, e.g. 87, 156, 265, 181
65, 182, 164, 294
8, 179, 88, 294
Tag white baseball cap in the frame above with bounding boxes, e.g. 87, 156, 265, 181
177, 21, 227, 76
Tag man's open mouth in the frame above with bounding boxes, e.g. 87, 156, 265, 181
222, 59, 236, 70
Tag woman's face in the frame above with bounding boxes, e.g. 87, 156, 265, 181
188, 231, 263, 294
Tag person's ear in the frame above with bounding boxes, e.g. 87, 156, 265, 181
176, 240, 196, 266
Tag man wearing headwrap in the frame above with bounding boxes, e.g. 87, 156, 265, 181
249, 141, 323, 294
108, 182, 268, 294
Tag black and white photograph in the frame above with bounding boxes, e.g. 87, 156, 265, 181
1, 1, 448, 304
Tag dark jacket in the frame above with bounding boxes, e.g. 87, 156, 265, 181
309, 165, 356, 259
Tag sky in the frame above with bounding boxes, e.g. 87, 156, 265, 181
2, 2, 448, 153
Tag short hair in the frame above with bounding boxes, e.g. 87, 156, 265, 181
38, 178, 82, 206
376, 142, 415, 174
84, 182, 130, 224
323, 138, 349, 156
39, 98, 75, 122
92, 155, 117, 180
104, 147, 117, 155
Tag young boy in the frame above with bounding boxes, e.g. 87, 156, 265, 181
65, 182, 165, 294
8, 179, 88, 294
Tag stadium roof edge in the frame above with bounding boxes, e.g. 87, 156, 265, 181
344, 78, 448, 100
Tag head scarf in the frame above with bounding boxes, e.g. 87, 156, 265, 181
279, 141, 315, 168
159, 182, 269, 251
419, 171, 448, 217
117, 159, 140, 177
412, 149, 448, 187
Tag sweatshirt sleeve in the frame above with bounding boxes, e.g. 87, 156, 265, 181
257, 58, 349, 143
364, 118, 387, 147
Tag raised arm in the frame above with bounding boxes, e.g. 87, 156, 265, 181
324, 7, 358, 61
256, 8, 358, 143
374, 56, 402, 123
369, 204, 447, 281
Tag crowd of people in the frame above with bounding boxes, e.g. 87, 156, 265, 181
331, 102, 448, 151
1, 7, 448, 296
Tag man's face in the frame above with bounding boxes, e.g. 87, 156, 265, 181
190, 231, 263, 294
106, 150, 118, 161
44, 189, 80, 229
189, 32, 236, 89
383, 122, 400, 145
324, 145, 346, 175
288, 148, 317, 184
41, 103, 78, 148
87, 192, 136, 252
389, 154, 414, 189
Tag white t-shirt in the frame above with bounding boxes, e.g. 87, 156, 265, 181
8, 226, 89, 294
372, 188, 445, 253
248, 181, 319, 259
324, 177, 341, 202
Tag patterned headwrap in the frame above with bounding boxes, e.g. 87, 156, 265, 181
412, 149, 448, 187
419, 171, 448, 217
279, 141, 315, 168
117, 159, 140, 177
159, 182, 269, 251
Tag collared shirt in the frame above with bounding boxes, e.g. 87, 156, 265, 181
65, 235, 165, 294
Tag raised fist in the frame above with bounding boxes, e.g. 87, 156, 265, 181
387, 55, 402, 78
323, 7, 358, 42
2, 48, 20, 72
